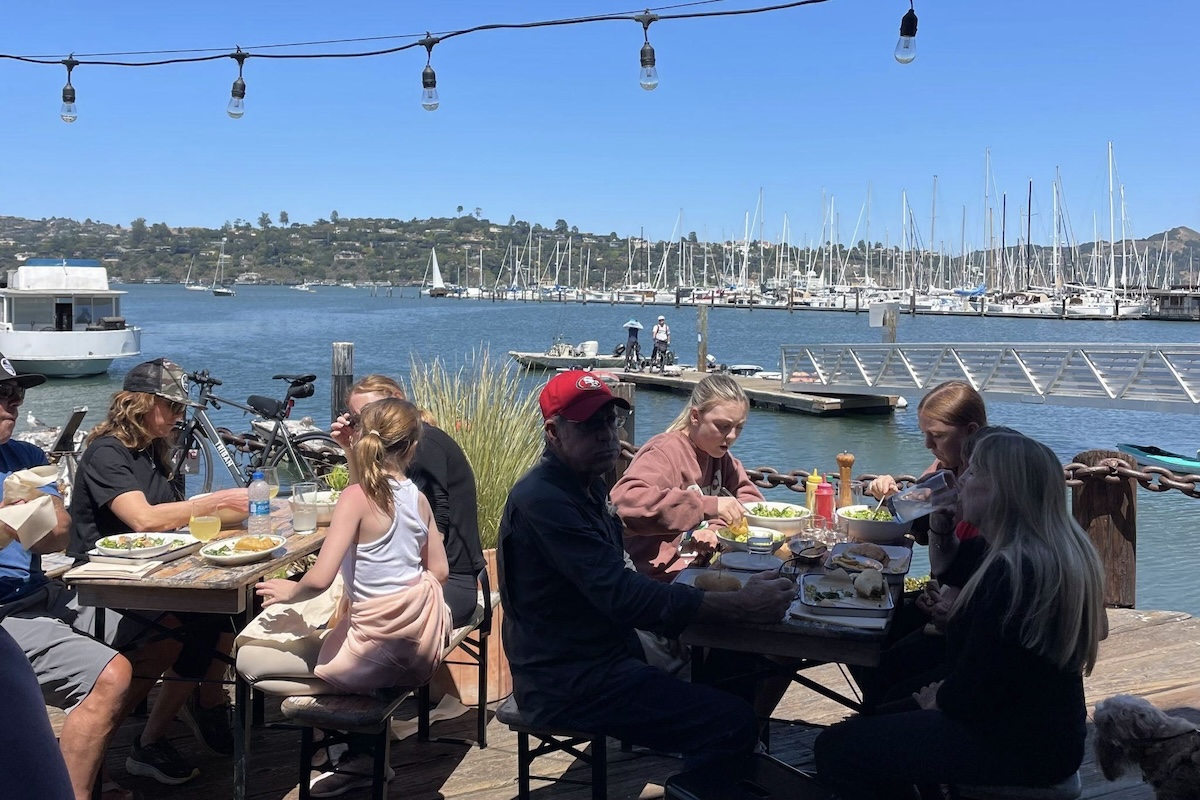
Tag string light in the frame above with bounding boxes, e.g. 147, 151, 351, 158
59, 56, 78, 123
419, 34, 440, 111
894, 1, 917, 64
9, 1, 850, 121
635, 12, 659, 91
227, 48, 247, 118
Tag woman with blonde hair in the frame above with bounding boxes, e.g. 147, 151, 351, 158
816, 429, 1105, 798
612, 374, 763, 582
68, 358, 248, 784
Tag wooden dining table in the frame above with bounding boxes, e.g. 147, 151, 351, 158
67, 505, 325, 800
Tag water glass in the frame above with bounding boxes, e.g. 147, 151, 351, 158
291, 481, 319, 534
746, 533, 774, 556
889, 470, 958, 523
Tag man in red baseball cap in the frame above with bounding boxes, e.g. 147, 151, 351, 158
498, 371, 795, 770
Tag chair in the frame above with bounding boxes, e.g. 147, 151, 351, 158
416, 566, 494, 748
953, 771, 1083, 800
495, 695, 608, 800
279, 690, 411, 800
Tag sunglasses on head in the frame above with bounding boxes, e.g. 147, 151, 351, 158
0, 383, 26, 403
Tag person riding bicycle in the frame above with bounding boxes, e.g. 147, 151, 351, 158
651, 315, 671, 372
622, 319, 642, 373
67, 358, 249, 784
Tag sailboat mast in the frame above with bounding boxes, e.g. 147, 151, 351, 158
929, 175, 937, 289
1025, 179, 1033, 290
1108, 141, 1116, 292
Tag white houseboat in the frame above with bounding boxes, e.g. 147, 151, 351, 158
0, 258, 142, 377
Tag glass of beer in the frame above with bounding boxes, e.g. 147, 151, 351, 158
188, 502, 222, 542
261, 467, 280, 500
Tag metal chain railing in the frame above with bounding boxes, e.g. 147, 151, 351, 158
617, 441, 1200, 498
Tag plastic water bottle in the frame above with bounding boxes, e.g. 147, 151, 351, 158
248, 471, 273, 536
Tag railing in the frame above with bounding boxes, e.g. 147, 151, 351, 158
778, 343, 1200, 412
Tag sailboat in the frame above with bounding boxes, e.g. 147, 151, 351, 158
182, 255, 207, 291
422, 247, 449, 297
211, 239, 236, 297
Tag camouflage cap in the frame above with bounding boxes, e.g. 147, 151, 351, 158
123, 358, 199, 406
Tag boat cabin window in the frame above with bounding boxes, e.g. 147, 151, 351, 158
13, 299, 53, 331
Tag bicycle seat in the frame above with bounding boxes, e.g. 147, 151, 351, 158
272, 373, 317, 384
287, 382, 315, 400
247, 394, 286, 420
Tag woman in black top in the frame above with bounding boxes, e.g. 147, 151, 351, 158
68, 358, 248, 784
815, 429, 1106, 798
331, 374, 485, 628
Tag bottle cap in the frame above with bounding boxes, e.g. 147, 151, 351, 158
252, 471, 263, 480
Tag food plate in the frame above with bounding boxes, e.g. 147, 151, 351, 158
674, 567, 750, 589
715, 524, 784, 553
799, 571, 894, 617
90, 533, 200, 565
830, 542, 913, 583
95, 533, 194, 559
717, 551, 784, 572
199, 535, 286, 566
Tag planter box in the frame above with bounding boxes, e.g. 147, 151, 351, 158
446, 547, 512, 705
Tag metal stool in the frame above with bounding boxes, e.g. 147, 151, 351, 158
495, 696, 607, 800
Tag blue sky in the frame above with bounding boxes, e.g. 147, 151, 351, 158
1, 0, 1195, 250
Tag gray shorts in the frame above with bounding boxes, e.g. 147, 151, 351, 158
0, 582, 121, 712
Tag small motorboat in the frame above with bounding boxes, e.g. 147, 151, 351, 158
1117, 444, 1200, 475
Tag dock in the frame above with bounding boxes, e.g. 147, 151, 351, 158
102, 607, 1194, 799
617, 369, 900, 416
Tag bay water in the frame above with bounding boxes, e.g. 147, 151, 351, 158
21, 285, 1200, 614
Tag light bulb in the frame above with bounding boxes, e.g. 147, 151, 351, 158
421, 65, 439, 111
639, 42, 659, 91
895, 8, 918, 64
60, 84, 77, 123
226, 96, 245, 119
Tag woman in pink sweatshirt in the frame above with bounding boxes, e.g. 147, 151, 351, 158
612, 374, 763, 582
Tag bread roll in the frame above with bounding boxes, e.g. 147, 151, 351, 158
852, 569, 885, 599
694, 572, 742, 593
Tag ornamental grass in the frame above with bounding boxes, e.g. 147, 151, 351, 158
408, 349, 543, 549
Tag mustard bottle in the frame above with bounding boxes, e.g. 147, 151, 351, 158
805, 469, 821, 513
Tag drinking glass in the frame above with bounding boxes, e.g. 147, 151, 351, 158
188, 502, 222, 542
889, 470, 958, 523
261, 467, 280, 500
291, 481, 319, 534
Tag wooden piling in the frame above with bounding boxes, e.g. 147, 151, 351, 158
1071, 449, 1137, 608
606, 381, 636, 489
882, 304, 898, 344
697, 305, 709, 372
331, 342, 354, 424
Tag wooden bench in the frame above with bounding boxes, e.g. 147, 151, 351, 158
495, 695, 608, 800
279, 690, 411, 800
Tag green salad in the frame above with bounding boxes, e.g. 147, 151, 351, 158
204, 543, 236, 556
747, 503, 803, 518
99, 535, 165, 549
843, 507, 896, 522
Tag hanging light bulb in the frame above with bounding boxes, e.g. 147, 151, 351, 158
419, 34, 441, 111
59, 56, 79, 123
635, 12, 659, 91
227, 49, 248, 118
894, 3, 918, 64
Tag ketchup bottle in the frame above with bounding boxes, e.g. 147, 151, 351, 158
815, 480, 836, 526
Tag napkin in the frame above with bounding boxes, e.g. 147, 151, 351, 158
63, 560, 164, 581
0, 464, 61, 549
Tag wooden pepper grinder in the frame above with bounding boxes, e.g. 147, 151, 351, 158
836, 451, 856, 508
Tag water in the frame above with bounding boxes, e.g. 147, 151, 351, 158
19, 285, 1200, 614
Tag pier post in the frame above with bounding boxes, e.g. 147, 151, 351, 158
606, 381, 637, 489
882, 304, 898, 344
697, 305, 709, 370
1071, 449, 1137, 608
331, 342, 354, 425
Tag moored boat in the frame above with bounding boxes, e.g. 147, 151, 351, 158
0, 258, 141, 377
1117, 444, 1200, 474
509, 338, 623, 370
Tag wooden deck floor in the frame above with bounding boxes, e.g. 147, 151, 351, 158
102, 608, 1199, 799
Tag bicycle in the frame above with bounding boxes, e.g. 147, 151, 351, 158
171, 370, 346, 495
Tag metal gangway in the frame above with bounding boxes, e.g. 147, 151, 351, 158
779, 343, 1200, 412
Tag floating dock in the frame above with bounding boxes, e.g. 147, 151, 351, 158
616, 369, 900, 416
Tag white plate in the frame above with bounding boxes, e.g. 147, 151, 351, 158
831, 542, 913, 576
95, 533, 191, 559
717, 551, 784, 572
799, 573, 894, 617
199, 535, 286, 566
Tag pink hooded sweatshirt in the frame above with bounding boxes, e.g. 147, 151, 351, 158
611, 429, 762, 582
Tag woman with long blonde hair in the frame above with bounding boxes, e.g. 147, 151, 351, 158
816, 429, 1105, 798
612, 374, 763, 582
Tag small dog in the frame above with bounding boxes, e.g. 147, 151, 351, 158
1093, 694, 1200, 800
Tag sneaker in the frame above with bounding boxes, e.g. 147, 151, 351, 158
178, 696, 235, 756
126, 735, 200, 785
309, 754, 394, 798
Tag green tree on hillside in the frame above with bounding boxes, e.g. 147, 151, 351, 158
554, 219, 569, 235
456, 205, 464, 214
258, 212, 272, 229
330, 211, 340, 224
130, 218, 147, 246
279, 211, 289, 226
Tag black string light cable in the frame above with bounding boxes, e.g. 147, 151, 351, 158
0, 0, 918, 123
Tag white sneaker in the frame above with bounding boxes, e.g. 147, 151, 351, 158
309, 754, 394, 798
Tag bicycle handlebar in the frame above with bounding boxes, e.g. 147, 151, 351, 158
188, 369, 223, 387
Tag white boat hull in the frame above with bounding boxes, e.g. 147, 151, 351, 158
508, 351, 624, 370
1, 327, 142, 377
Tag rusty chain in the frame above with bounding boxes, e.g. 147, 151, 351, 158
617, 441, 1200, 498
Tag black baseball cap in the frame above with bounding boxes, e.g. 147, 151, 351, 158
0, 353, 47, 389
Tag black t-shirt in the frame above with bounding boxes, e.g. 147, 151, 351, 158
408, 423, 486, 578
68, 435, 183, 560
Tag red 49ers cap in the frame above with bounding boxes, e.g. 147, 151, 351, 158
539, 371, 631, 422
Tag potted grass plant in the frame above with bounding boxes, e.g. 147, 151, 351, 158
408, 349, 544, 703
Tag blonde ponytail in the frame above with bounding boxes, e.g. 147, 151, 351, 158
351, 398, 423, 516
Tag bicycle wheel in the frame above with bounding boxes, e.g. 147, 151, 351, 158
180, 432, 216, 495
268, 432, 346, 494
